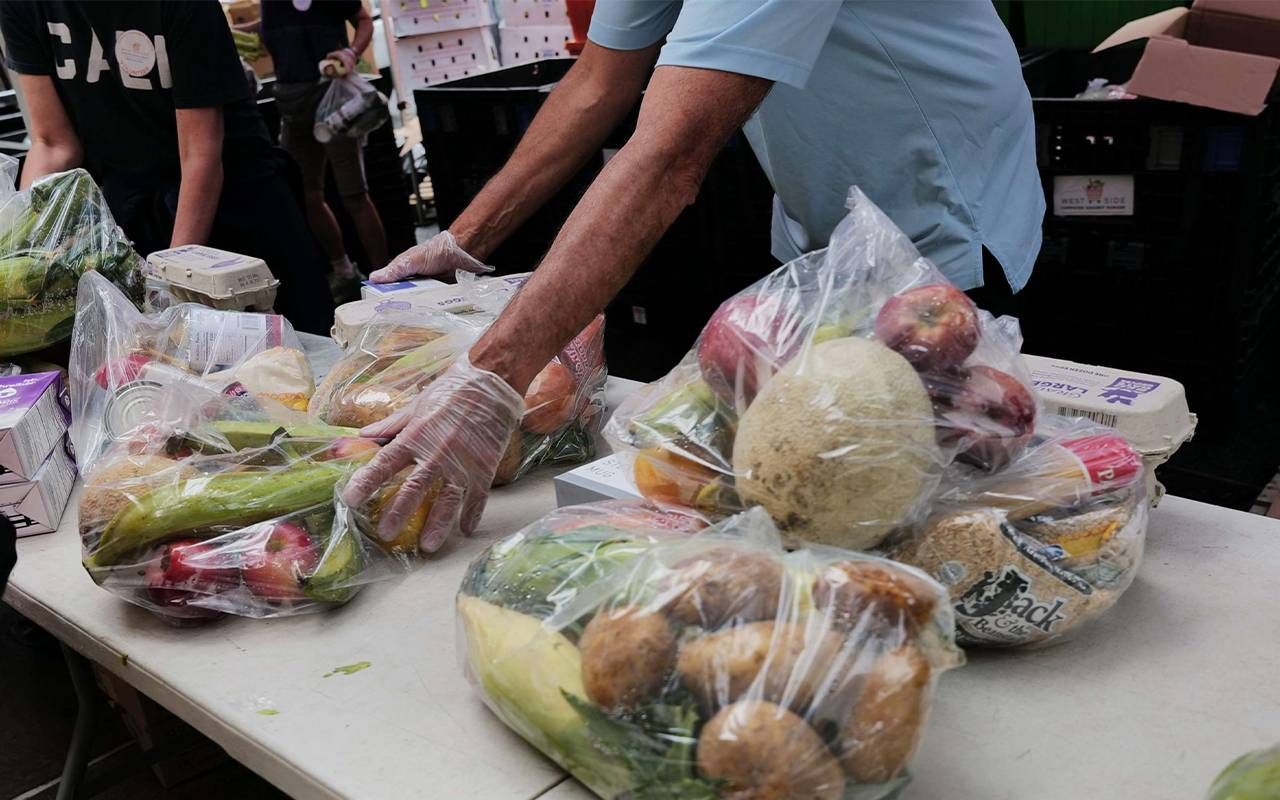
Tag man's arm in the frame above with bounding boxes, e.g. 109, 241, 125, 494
347, 5, 373, 56
471, 65, 771, 392
170, 107, 224, 246
445, 41, 660, 260
16, 74, 82, 189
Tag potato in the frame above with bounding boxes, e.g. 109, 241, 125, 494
579, 606, 676, 711
79, 455, 195, 532
837, 643, 930, 783
697, 700, 845, 800
677, 621, 849, 714
661, 547, 784, 629
812, 560, 938, 635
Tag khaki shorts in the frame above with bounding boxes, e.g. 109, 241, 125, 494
275, 82, 368, 197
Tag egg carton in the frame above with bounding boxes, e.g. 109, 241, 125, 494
145, 245, 280, 312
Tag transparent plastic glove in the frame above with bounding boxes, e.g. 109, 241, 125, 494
369, 231, 492, 283
340, 353, 524, 552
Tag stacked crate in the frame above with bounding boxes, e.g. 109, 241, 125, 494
381, 0, 500, 102
496, 0, 573, 66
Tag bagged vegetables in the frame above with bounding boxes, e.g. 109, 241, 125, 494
311, 292, 607, 486
0, 164, 144, 357
458, 500, 962, 799
890, 415, 1148, 647
1208, 744, 1280, 800
70, 274, 410, 620
606, 187, 1036, 552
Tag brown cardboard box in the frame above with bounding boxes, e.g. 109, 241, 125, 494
1094, 0, 1280, 115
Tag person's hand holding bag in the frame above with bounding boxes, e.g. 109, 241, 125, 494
369, 231, 492, 283
340, 353, 524, 552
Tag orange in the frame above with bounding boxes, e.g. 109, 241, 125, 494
633, 448, 719, 507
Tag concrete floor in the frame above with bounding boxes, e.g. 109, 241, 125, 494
0, 604, 285, 800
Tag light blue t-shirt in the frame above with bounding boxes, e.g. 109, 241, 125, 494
589, 0, 1045, 291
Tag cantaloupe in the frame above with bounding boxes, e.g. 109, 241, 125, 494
732, 337, 938, 550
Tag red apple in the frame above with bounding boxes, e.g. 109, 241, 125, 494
522, 360, 577, 434
241, 522, 319, 600
875, 284, 980, 372
696, 293, 801, 404
94, 352, 153, 390
936, 365, 1036, 471
145, 538, 238, 617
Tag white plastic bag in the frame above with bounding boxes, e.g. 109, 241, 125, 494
313, 73, 387, 144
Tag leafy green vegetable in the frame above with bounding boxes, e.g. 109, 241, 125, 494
1209, 744, 1280, 800
463, 527, 650, 619
565, 692, 721, 800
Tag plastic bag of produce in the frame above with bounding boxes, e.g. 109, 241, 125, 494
457, 500, 963, 799
1208, 743, 1280, 800
70, 275, 426, 619
69, 272, 314, 474
606, 187, 1035, 551
313, 72, 387, 143
0, 166, 144, 358
311, 304, 607, 485
889, 416, 1148, 648
77, 434, 414, 621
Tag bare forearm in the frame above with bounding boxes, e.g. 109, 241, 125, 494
170, 157, 221, 246
471, 144, 693, 391
19, 140, 80, 189
349, 16, 373, 57
449, 43, 655, 260
470, 66, 770, 393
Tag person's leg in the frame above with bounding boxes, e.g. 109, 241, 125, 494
329, 136, 387, 271
341, 192, 388, 271
280, 112, 352, 272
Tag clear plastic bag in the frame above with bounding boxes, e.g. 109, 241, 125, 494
311, 305, 607, 485
0, 167, 144, 357
457, 500, 962, 800
1207, 743, 1280, 800
313, 73, 388, 144
606, 187, 1036, 551
70, 272, 314, 475
889, 416, 1148, 648
70, 273, 413, 620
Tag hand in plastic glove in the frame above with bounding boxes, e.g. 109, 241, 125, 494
369, 231, 492, 283
340, 353, 523, 552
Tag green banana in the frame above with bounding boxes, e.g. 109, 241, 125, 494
303, 529, 365, 603
205, 420, 360, 451
87, 460, 355, 568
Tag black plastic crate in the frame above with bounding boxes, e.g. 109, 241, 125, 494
1016, 49, 1280, 508
416, 59, 777, 380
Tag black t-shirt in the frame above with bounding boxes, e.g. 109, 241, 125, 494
260, 0, 361, 84
0, 0, 269, 181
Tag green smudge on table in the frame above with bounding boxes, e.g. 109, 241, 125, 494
257, 708, 280, 716
323, 661, 372, 678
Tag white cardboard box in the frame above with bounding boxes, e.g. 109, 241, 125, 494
387, 26, 500, 95
552, 453, 640, 508
360, 277, 446, 300
496, 0, 568, 26
382, 0, 496, 37
499, 22, 572, 65
0, 437, 76, 537
0, 372, 69, 484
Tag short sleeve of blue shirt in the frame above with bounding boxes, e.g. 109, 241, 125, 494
590, 0, 842, 89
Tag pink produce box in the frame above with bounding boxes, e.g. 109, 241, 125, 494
0, 372, 69, 485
